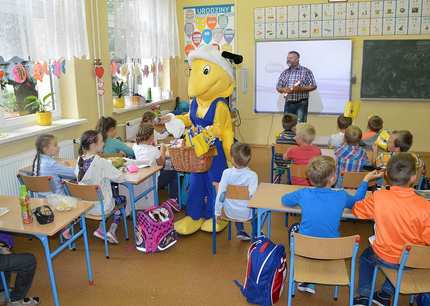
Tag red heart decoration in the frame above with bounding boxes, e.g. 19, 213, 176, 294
95, 66, 104, 78
0, 70, 3, 79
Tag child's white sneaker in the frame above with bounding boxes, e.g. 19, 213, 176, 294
107, 231, 119, 244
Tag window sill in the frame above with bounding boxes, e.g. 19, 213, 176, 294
112, 99, 173, 115
0, 118, 88, 145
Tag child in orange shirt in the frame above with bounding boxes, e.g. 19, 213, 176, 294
352, 153, 430, 306
283, 123, 321, 185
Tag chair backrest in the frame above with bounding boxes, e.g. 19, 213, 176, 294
404, 245, 430, 269
17, 174, 53, 193
212, 182, 250, 200
293, 233, 360, 260
64, 180, 100, 202
274, 143, 297, 155
290, 164, 308, 179
342, 171, 371, 189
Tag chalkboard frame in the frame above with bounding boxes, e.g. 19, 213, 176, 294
360, 39, 430, 101
254, 39, 353, 115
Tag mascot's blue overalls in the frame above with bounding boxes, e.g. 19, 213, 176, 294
173, 45, 235, 235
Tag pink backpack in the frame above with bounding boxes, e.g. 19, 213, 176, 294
135, 203, 177, 253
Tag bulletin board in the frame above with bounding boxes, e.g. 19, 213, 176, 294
183, 4, 235, 56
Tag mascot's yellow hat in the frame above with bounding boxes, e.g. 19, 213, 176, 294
188, 45, 234, 80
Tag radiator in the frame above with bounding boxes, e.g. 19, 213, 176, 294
0, 139, 76, 196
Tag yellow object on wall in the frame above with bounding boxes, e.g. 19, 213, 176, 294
175, 0, 430, 152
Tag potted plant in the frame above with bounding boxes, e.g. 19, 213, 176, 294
24, 93, 53, 126
112, 81, 128, 108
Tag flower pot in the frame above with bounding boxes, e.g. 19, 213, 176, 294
36, 111, 52, 126
113, 96, 125, 108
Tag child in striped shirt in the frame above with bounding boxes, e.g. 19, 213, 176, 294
335, 126, 369, 187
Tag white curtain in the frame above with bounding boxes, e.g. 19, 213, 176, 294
0, 0, 89, 61
111, 0, 179, 59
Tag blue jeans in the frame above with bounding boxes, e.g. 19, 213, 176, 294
235, 222, 244, 232
284, 99, 309, 123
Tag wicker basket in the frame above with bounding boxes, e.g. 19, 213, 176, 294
169, 146, 215, 173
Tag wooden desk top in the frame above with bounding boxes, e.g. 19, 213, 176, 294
0, 196, 94, 236
248, 183, 369, 219
20, 160, 162, 186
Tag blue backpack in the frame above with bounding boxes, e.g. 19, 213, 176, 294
235, 237, 287, 306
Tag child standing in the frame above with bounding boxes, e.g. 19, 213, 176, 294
133, 125, 178, 200
215, 143, 258, 241
276, 113, 298, 145
96, 116, 135, 158
76, 130, 126, 244
284, 123, 321, 185
32, 134, 75, 194
335, 126, 369, 187
140, 111, 169, 143
282, 156, 381, 295
362, 115, 383, 148
328, 115, 352, 148
352, 153, 430, 306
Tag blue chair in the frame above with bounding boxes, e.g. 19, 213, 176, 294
64, 181, 128, 259
368, 244, 430, 306
271, 143, 296, 184
287, 233, 360, 306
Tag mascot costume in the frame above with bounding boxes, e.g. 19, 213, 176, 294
173, 45, 239, 235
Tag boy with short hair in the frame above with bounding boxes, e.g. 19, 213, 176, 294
335, 126, 369, 187
215, 142, 258, 241
362, 115, 383, 148
284, 123, 321, 185
276, 113, 298, 145
328, 114, 353, 148
282, 156, 381, 295
353, 153, 430, 306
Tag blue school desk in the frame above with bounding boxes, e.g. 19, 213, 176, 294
0, 196, 94, 306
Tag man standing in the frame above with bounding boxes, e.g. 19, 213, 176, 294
276, 51, 317, 122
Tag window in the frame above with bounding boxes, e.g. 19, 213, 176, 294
0, 58, 58, 125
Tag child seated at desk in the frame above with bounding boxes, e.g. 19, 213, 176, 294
328, 114, 352, 148
276, 113, 297, 145
282, 156, 381, 295
335, 126, 369, 187
133, 125, 178, 201
352, 153, 430, 306
96, 116, 135, 158
140, 111, 169, 143
283, 123, 321, 186
362, 115, 383, 149
77, 130, 126, 244
215, 143, 258, 241
32, 134, 75, 194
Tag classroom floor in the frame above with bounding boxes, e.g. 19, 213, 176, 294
14, 197, 412, 306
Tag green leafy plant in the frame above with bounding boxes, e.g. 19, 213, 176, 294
24, 93, 53, 113
112, 81, 128, 98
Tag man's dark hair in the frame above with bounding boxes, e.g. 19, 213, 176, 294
288, 51, 300, 58
386, 152, 417, 186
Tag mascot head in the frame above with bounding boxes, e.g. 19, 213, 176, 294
187, 45, 234, 101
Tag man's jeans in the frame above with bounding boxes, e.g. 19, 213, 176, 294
284, 99, 309, 123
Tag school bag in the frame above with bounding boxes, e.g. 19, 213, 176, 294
235, 237, 287, 306
135, 203, 177, 253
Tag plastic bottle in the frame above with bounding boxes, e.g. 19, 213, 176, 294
19, 185, 33, 224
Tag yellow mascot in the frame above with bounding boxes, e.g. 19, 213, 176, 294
173, 45, 235, 235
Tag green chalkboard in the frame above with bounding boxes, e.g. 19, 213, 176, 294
361, 40, 430, 100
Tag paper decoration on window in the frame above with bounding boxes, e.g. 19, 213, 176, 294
254, 8, 265, 23
396, 0, 410, 17
311, 4, 322, 21
0, 70, 4, 79
359, 2, 371, 18
323, 20, 334, 37
408, 16, 422, 34
396, 17, 408, 34
370, 17, 383, 35
347, 2, 359, 19
383, 1, 396, 17
311, 20, 322, 37
111, 62, 118, 76
323, 3, 334, 20
383, 17, 395, 34
12, 64, 27, 83
288, 6, 299, 22
142, 65, 150, 78
255, 23, 265, 40
409, 0, 422, 16
299, 21, 310, 37
33, 62, 44, 81
276, 23, 287, 39
120, 64, 129, 79
371, 1, 384, 18
265, 7, 276, 23
288, 21, 299, 38
299, 4, 311, 21
265, 22, 276, 39
358, 18, 371, 35
346, 18, 358, 36
276, 7, 287, 23
423, 0, 430, 16
94, 59, 104, 96
422, 16, 430, 33
334, 19, 346, 36
334, 3, 347, 19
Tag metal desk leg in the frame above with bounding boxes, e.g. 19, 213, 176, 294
267, 211, 272, 239
257, 209, 263, 236
153, 174, 159, 206
125, 183, 138, 242
177, 173, 182, 208
36, 235, 60, 306
80, 215, 94, 285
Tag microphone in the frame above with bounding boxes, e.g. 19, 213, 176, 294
221, 51, 243, 65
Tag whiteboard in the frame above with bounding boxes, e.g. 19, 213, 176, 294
255, 40, 352, 114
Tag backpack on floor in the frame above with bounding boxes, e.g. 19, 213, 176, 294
135, 204, 177, 253
235, 237, 287, 306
